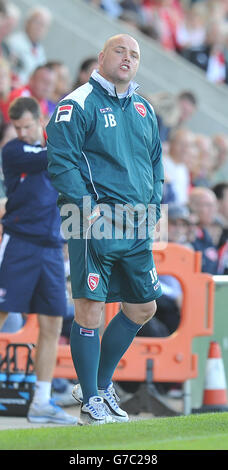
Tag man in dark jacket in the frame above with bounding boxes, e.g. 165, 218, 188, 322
0, 96, 77, 425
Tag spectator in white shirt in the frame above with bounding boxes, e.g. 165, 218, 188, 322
163, 128, 195, 204
5, 6, 52, 85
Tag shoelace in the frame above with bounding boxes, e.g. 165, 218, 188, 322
105, 387, 120, 409
88, 402, 107, 418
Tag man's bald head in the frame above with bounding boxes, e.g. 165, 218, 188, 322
98, 34, 140, 93
102, 34, 140, 57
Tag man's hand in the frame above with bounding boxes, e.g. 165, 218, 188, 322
87, 205, 100, 227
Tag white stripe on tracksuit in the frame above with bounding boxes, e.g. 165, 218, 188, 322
0, 233, 10, 269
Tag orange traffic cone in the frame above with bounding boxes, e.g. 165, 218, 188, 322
200, 341, 228, 412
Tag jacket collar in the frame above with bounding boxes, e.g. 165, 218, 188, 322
90, 70, 139, 97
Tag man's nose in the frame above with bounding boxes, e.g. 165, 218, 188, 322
123, 51, 130, 62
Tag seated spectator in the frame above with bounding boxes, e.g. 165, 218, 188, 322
149, 90, 197, 148
5, 5, 52, 85
6, 64, 56, 123
167, 203, 191, 245
181, 18, 228, 84
163, 128, 194, 205
0, 2, 21, 65
45, 61, 72, 115
72, 56, 98, 90
192, 134, 215, 187
189, 186, 219, 273
177, 90, 198, 127
140, 0, 184, 51
175, 1, 207, 53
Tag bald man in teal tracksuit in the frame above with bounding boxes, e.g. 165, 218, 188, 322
47, 34, 164, 425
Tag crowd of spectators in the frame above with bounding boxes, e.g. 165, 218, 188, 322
0, 0, 227, 281
85, 0, 228, 85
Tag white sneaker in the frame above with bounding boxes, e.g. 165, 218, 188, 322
99, 383, 129, 422
80, 396, 114, 425
27, 399, 78, 425
72, 382, 129, 422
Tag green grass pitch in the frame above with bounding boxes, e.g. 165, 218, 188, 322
0, 412, 228, 450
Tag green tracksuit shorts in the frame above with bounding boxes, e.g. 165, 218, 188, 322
67, 224, 162, 303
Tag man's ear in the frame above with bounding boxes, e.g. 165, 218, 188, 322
98, 51, 104, 67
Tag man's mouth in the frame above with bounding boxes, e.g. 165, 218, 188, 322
120, 64, 130, 71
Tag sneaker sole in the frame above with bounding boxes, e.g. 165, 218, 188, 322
102, 399, 129, 422
80, 411, 114, 426
27, 415, 78, 425
107, 413, 129, 422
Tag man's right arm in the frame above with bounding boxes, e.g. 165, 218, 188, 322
47, 101, 97, 213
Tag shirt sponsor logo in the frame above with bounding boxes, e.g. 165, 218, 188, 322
100, 107, 112, 113
55, 105, 73, 122
88, 273, 100, 291
134, 102, 147, 117
80, 328, 95, 337
23, 145, 45, 154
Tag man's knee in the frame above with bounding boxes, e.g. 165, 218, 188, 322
138, 301, 157, 324
122, 300, 157, 325
74, 299, 104, 329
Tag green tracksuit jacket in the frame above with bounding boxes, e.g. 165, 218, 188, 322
46, 71, 164, 223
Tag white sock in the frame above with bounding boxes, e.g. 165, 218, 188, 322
33, 381, 52, 405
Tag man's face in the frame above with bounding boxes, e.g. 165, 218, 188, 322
98, 35, 140, 92
191, 193, 217, 227
179, 98, 196, 123
12, 111, 42, 145
29, 69, 56, 101
27, 13, 50, 43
